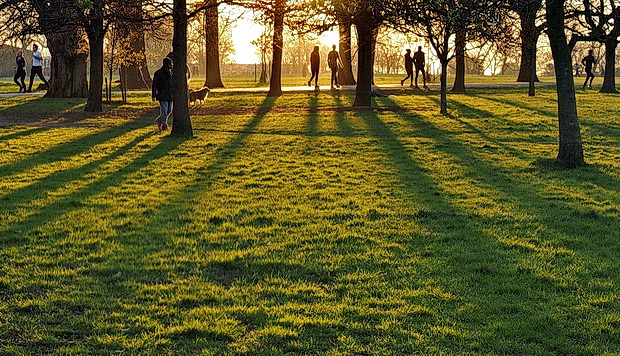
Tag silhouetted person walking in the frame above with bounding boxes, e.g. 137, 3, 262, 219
152, 57, 174, 131
581, 50, 596, 90
328, 45, 342, 89
14, 50, 26, 93
27, 44, 48, 92
414, 46, 428, 89
308, 46, 320, 89
401, 49, 414, 87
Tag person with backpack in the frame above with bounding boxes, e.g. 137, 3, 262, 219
152, 57, 174, 131
14, 50, 26, 93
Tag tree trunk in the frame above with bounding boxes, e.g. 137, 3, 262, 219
204, 0, 224, 88
268, 0, 284, 97
517, 9, 540, 82
44, 30, 89, 98
545, 0, 585, 167
452, 29, 466, 93
125, 30, 152, 89
170, 0, 193, 137
370, 27, 378, 85
353, 19, 373, 107
440, 60, 448, 115
338, 20, 356, 85
85, 11, 105, 112
600, 40, 617, 93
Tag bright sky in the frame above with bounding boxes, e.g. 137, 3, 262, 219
230, 15, 339, 64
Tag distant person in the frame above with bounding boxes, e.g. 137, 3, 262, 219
581, 50, 596, 90
14, 50, 26, 93
400, 49, 414, 87
413, 46, 428, 89
328, 44, 342, 89
152, 57, 174, 131
27, 44, 49, 92
308, 46, 320, 89
574, 64, 581, 77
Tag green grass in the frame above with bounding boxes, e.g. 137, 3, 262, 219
0, 87, 619, 355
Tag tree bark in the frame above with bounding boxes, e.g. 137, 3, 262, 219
44, 30, 88, 98
370, 26, 378, 85
353, 19, 373, 107
338, 20, 356, 85
452, 29, 466, 93
517, 9, 540, 82
170, 0, 193, 137
204, 0, 224, 88
545, 0, 585, 167
84, 7, 105, 113
125, 30, 152, 89
440, 59, 448, 115
268, 0, 284, 97
600, 40, 617, 93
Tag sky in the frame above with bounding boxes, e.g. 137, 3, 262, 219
229, 14, 339, 64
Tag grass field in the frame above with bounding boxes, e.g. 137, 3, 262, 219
0, 87, 619, 354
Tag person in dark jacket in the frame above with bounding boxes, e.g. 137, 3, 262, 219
308, 46, 320, 89
152, 57, 174, 130
413, 46, 428, 89
400, 49, 414, 87
327, 44, 342, 89
14, 50, 26, 92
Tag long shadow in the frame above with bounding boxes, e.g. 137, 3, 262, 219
475, 94, 620, 139
1, 133, 183, 247
0, 126, 49, 141
356, 108, 580, 353
379, 96, 620, 259
0, 109, 154, 177
307, 93, 318, 135
0, 130, 155, 231
332, 93, 354, 136
0, 98, 279, 352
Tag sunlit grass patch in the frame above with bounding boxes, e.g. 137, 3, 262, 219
0, 88, 619, 354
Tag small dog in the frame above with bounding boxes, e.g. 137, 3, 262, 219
188, 86, 210, 105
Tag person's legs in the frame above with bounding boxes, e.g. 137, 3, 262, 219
28, 68, 36, 91
163, 101, 173, 128
583, 71, 591, 88
156, 101, 167, 129
36, 67, 49, 86
414, 68, 421, 87
422, 68, 428, 87
588, 72, 595, 88
402, 69, 411, 86
330, 67, 336, 88
314, 69, 319, 87
19, 72, 25, 91
14, 71, 22, 91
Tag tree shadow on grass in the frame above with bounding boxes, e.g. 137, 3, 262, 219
0, 126, 49, 141
0, 109, 154, 177
359, 104, 619, 353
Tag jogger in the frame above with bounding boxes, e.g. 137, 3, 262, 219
27, 44, 48, 92
14, 50, 26, 92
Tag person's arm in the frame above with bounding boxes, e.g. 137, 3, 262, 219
151, 72, 158, 100
581, 58, 586, 66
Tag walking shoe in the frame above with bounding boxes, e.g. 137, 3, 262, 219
400, 80, 404, 86
308, 81, 311, 87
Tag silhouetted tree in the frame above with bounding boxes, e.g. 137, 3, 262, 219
546, 0, 585, 167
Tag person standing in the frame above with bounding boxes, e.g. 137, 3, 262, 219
152, 57, 174, 131
413, 46, 428, 89
400, 49, 414, 87
14, 50, 26, 93
27, 44, 49, 92
328, 44, 342, 89
308, 46, 320, 89
581, 50, 596, 90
